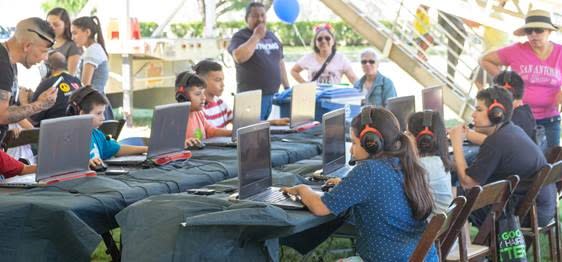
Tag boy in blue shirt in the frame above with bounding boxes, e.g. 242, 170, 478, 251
67, 87, 147, 168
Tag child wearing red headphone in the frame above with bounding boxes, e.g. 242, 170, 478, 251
174, 71, 231, 148
282, 107, 437, 261
407, 110, 453, 217
465, 70, 536, 145
67, 87, 147, 168
449, 87, 555, 227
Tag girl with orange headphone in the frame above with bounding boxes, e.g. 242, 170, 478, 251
282, 107, 437, 261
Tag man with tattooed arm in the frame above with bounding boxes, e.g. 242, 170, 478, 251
0, 17, 57, 178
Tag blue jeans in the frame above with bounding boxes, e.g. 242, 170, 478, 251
261, 94, 273, 120
536, 115, 561, 149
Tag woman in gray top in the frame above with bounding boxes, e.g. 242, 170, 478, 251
407, 110, 453, 216
47, 8, 82, 76
71, 16, 113, 119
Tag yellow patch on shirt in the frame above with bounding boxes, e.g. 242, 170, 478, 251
59, 82, 71, 93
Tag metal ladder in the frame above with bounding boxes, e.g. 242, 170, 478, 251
319, 0, 558, 121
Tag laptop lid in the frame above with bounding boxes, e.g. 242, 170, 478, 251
290, 83, 316, 128
386, 95, 415, 132
237, 122, 272, 199
322, 108, 346, 175
422, 85, 444, 121
232, 90, 262, 141
147, 102, 190, 158
36, 115, 94, 181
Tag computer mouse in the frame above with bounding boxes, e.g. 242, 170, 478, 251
93, 161, 107, 172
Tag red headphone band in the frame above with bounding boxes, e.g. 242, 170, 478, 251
416, 126, 434, 141
487, 99, 506, 113
503, 82, 512, 89
359, 124, 383, 141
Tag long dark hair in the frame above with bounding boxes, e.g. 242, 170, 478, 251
351, 107, 433, 220
47, 7, 72, 41
72, 16, 107, 56
312, 28, 337, 54
407, 111, 452, 172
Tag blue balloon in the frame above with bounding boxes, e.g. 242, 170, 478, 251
273, 0, 300, 24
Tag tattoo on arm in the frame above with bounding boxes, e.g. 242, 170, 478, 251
6, 103, 45, 123
0, 90, 51, 124
0, 90, 11, 102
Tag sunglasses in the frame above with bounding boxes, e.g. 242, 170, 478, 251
524, 28, 545, 34
361, 60, 376, 65
27, 29, 55, 47
316, 36, 331, 42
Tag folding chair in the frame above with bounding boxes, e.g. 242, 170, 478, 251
99, 119, 126, 140
409, 196, 466, 261
1, 128, 40, 151
444, 176, 520, 262
515, 162, 562, 261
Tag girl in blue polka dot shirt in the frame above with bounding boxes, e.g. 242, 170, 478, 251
282, 107, 438, 261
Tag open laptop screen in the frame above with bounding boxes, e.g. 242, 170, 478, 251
422, 85, 444, 121
290, 83, 316, 128
323, 108, 346, 175
232, 90, 262, 141
37, 115, 93, 181
386, 96, 415, 132
147, 102, 190, 158
237, 122, 272, 199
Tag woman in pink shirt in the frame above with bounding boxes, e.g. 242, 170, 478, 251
480, 9, 562, 148
290, 23, 357, 85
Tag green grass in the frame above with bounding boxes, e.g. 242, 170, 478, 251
90, 204, 562, 261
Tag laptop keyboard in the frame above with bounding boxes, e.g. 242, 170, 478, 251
249, 189, 290, 203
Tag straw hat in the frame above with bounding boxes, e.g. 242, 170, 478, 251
514, 9, 559, 36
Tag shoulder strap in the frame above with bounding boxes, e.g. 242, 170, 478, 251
311, 52, 336, 82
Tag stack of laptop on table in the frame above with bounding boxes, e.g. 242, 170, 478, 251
230, 122, 324, 210
105, 102, 192, 166
271, 83, 320, 134
203, 90, 261, 147
0, 115, 96, 188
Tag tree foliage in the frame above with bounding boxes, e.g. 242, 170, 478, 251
41, 0, 88, 15
197, 0, 273, 29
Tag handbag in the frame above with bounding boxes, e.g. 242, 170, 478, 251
496, 199, 527, 261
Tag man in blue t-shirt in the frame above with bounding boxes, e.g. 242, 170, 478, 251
227, 2, 290, 120
450, 87, 556, 227
67, 87, 147, 168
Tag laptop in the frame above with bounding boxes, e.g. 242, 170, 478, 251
386, 95, 415, 132
203, 90, 262, 147
105, 102, 191, 166
317, 108, 351, 178
271, 83, 319, 134
0, 115, 96, 188
233, 122, 322, 209
422, 85, 444, 121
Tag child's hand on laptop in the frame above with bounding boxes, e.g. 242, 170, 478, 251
185, 138, 202, 148
325, 177, 341, 186
268, 118, 289, 126
89, 158, 103, 169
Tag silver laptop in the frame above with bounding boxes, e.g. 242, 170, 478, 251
203, 90, 262, 147
0, 115, 95, 187
386, 95, 415, 132
422, 85, 444, 121
105, 102, 190, 166
234, 122, 320, 209
271, 83, 318, 134
320, 108, 351, 178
